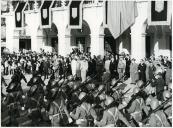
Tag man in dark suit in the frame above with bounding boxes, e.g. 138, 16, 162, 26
151, 73, 165, 101
138, 59, 146, 83
130, 58, 138, 84
125, 55, 131, 79
109, 56, 117, 79
43, 58, 50, 80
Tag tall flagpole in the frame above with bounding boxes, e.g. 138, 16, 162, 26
120, 11, 121, 35
120, 11, 122, 55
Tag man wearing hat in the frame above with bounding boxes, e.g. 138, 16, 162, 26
10, 67, 27, 85
48, 86, 72, 126
163, 90, 172, 124
4, 85, 23, 126
70, 92, 97, 127
142, 98, 170, 127
26, 84, 43, 126
27, 71, 45, 87
130, 58, 138, 84
126, 87, 148, 126
152, 72, 165, 101
138, 59, 146, 83
94, 96, 131, 127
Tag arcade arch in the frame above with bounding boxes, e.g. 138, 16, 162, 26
37, 23, 58, 52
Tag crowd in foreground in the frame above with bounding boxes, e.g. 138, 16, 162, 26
1, 48, 172, 127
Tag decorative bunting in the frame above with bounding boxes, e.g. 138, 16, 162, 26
104, 1, 138, 39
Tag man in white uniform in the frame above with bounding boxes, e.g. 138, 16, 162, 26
71, 55, 77, 79
80, 56, 88, 83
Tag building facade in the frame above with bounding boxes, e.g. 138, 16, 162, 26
2, 0, 172, 62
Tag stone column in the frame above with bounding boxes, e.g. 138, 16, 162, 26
99, 33, 105, 57
13, 36, 19, 51
131, 27, 146, 62
31, 30, 39, 52
6, 14, 15, 52
58, 32, 67, 56
130, 1, 148, 63
65, 34, 71, 55
90, 33, 104, 59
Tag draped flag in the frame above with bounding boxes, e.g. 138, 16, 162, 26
15, 2, 28, 29
104, 1, 138, 39
148, 1, 171, 26
68, 0, 84, 29
40, 0, 54, 28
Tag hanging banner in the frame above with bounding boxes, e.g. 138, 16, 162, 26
148, 1, 171, 26
68, 0, 84, 29
104, 1, 138, 39
15, 2, 28, 29
40, 0, 54, 28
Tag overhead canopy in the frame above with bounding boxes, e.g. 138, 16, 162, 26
106, 1, 138, 39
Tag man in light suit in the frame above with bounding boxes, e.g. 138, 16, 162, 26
117, 56, 126, 79
130, 58, 139, 84
80, 56, 88, 83
71, 56, 77, 79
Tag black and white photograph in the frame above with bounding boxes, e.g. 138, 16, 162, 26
1, 0, 172, 127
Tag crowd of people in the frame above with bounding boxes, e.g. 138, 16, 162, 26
1, 48, 172, 127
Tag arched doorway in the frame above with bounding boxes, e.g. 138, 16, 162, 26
37, 23, 58, 52
146, 25, 172, 59
70, 20, 91, 53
